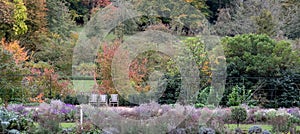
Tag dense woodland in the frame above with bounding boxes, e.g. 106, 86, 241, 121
1, 0, 300, 108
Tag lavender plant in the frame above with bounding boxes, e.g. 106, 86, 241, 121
34, 100, 78, 122
7, 104, 29, 116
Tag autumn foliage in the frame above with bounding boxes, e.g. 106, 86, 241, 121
1, 38, 28, 64
82, 0, 111, 8
26, 67, 73, 99
29, 93, 44, 103
95, 41, 120, 94
96, 40, 149, 94
129, 59, 150, 92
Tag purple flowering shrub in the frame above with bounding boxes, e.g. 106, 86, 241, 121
83, 103, 219, 133
7, 102, 300, 133
288, 108, 300, 119
5, 101, 78, 133
79, 104, 300, 133
116, 102, 172, 120
34, 100, 78, 122
7, 104, 29, 116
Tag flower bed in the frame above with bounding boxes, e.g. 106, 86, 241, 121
2, 101, 300, 133
2, 100, 79, 133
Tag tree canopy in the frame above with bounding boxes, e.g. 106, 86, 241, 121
0, 0, 299, 107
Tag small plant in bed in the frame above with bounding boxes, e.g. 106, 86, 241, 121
231, 106, 247, 128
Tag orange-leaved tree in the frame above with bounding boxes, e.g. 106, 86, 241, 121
26, 66, 73, 100
96, 40, 149, 94
95, 41, 120, 94
1, 38, 28, 64
129, 59, 149, 92
0, 39, 28, 107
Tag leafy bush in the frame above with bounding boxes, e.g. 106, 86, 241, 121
222, 34, 300, 108
76, 94, 89, 104
25, 67, 74, 99
34, 112, 61, 134
253, 110, 268, 123
248, 125, 262, 134
0, 43, 28, 108
63, 95, 79, 105
230, 106, 247, 127
0, 108, 34, 133
168, 128, 186, 134
268, 74, 300, 108
266, 109, 293, 133
195, 87, 211, 108
158, 74, 181, 105
199, 127, 215, 134
45, 121, 101, 134
227, 86, 241, 107
119, 95, 136, 106
205, 105, 216, 110
195, 103, 205, 108
205, 108, 230, 133
227, 85, 251, 107
23, 103, 40, 107
262, 130, 271, 134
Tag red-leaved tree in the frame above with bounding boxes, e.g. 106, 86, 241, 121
26, 67, 73, 100
96, 40, 149, 94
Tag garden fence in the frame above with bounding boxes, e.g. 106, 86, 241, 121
1, 74, 300, 106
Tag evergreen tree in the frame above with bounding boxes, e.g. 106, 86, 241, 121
46, 0, 75, 39
255, 10, 276, 36
20, 0, 48, 52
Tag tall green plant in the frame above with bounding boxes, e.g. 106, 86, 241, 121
227, 85, 251, 106
195, 86, 211, 108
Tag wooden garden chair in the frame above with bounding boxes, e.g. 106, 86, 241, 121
109, 94, 119, 107
99, 94, 108, 106
89, 93, 99, 106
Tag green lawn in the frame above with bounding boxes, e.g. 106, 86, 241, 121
50, 123, 300, 133
227, 124, 272, 131
72, 80, 95, 92
61, 123, 76, 128
227, 124, 300, 131
34, 123, 76, 128
60, 123, 274, 130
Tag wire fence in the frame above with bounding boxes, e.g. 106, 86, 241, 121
1, 74, 300, 106
220, 76, 300, 106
